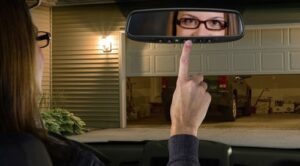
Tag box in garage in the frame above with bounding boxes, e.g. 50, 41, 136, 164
272, 99, 295, 113
272, 104, 294, 113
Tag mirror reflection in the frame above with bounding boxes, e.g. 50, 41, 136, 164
127, 10, 243, 38
172, 11, 236, 36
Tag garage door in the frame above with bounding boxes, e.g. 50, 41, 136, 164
126, 24, 300, 76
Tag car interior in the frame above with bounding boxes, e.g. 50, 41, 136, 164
86, 140, 300, 166
6, 0, 300, 166
0, 133, 52, 166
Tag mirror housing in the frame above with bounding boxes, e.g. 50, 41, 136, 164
126, 8, 244, 43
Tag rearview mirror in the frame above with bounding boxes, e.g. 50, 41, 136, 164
126, 8, 244, 43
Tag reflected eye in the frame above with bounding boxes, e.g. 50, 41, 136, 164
206, 20, 226, 29
178, 18, 199, 28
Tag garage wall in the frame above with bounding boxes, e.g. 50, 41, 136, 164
127, 77, 151, 119
126, 24, 300, 76
127, 77, 162, 119
247, 75, 300, 89
246, 75, 300, 110
31, 6, 52, 110
52, 5, 125, 128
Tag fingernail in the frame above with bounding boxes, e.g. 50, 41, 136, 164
185, 40, 192, 46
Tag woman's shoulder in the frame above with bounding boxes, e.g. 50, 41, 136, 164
45, 132, 107, 166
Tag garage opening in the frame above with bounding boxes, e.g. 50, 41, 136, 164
127, 74, 300, 129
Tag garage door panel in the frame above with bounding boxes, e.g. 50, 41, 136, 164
233, 30, 257, 48
189, 55, 203, 74
233, 52, 257, 72
126, 24, 300, 76
202, 42, 232, 50
191, 43, 204, 50
126, 38, 151, 50
155, 55, 176, 74
261, 29, 285, 47
289, 51, 300, 71
127, 55, 151, 75
153, 43, 180, 50
289, 28, 300, 47
261, 52, 285, 72
205, 53, 231, 72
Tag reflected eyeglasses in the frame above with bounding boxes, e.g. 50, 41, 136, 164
176, 18, 228, 31
36, 31, 51, 48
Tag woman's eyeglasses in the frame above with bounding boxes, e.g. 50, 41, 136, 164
36, 31, 51, 48
176, 18, 228, 31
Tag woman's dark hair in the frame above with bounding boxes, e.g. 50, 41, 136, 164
172, 11, 179, 36
0, 0, 46, 138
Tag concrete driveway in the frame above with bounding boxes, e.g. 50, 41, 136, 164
70, 113, 300, 148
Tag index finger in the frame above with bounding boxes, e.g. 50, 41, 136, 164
178, 40, 193, 82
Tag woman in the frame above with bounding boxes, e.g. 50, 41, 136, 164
0, 0, 105, 165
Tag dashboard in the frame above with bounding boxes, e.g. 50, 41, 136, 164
87, 140, 300, 166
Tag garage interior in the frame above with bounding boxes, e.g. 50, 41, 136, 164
127, 75, 300, 129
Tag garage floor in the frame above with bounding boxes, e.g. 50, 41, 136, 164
202, 113, 300, 129
128, 112, 300, 130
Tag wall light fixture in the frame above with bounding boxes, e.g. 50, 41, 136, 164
99, 36, 112, 53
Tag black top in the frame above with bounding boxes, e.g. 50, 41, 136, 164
0, 133, 52, 166
168, 134, 200, 166
45, 133, 106, 166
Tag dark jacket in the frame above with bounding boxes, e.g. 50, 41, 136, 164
0, 133, 52, 166
45, 133, 107, 166
168, 134, 200, 166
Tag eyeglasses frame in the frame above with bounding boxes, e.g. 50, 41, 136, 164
36, 31, 51, 48
176, 18, 228, 31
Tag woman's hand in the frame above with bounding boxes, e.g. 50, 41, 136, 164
170, 40, 211, 137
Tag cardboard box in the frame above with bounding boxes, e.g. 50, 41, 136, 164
272, 103, 294, 113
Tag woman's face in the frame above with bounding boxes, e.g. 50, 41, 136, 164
36, 44, 44, 94
35, 30, 51, 94
176, 11, 226, 37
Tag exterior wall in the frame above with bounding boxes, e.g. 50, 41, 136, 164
52, 5, 125, 128
31, 6, 52, 110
